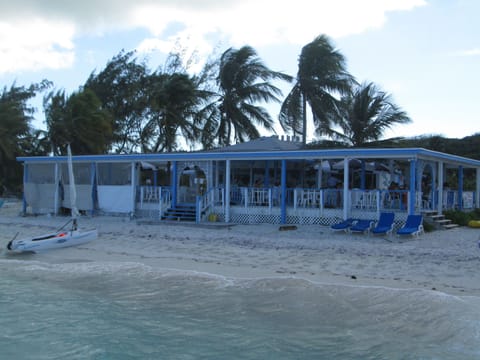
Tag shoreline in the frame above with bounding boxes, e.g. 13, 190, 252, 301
2, 202, 480, 297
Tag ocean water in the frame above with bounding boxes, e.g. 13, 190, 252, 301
1, 257, 479, 360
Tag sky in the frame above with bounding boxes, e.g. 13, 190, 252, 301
0, 0, 479, 143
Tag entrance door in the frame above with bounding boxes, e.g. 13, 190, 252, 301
178, 166, 207, 204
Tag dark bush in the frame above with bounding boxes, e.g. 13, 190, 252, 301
444, 209, 480, 226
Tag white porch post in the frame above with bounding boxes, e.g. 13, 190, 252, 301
316, 160, 322, 188
280, 159, 287, 224
207, 160, 213, 205
476, 168, 480, 209
225, 159, 231, 223
54, 162, 59, 216
437, 161, 444, 214
343, 158, 349, 220
130, 161, 136, 215
408, 159, 416, 215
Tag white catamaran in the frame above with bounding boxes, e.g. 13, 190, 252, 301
7, 145, 97, 253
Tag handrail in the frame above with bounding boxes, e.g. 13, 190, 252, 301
196, 187, 215, 223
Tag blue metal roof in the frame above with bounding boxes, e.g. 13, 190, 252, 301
16, 147, 480, 168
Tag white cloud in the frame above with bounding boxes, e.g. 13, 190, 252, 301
132, 0, 427, 47
0, 19, 75, 73
451, 48, 480, 57
0, 0, 426, 74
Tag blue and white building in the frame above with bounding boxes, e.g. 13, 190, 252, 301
17, 136, 480, 226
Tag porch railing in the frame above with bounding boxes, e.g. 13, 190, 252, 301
137, 186, 172, 218
213, 187, 472, 213
137, 185, 476, 222
196, 187, 216, 223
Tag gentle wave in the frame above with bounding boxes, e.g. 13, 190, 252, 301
1, 258, 480, 359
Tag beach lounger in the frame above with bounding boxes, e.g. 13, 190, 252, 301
349, 219, 374, 234
396, 215, 424, 237
371, 212, 395, 235
331, 218, 355, 232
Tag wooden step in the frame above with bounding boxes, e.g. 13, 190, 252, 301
435, 219, 451, 224
443, 224, 459, 229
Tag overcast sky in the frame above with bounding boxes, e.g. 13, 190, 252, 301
1, 0, 478, 141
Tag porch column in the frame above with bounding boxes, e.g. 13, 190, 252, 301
476, 168, 480, 209
316, 161, 322, 189
22, 163, 28, 214
264, 160, 270, 187
281, 160, 287, 224
458, 166, 463, 210
343, 158, 349, 220
130, 161, 136, 214
207, 160, 214, 206
91, 162, 96, 216
360, 160, 366, 190
408, 159, 416, 215
437, 161, 444, 214
54, 162, 60, 216
171, 161, 177, 208
225, 159, 231, 223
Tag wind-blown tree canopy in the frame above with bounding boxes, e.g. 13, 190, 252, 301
44, 88, 113, 155
0, 81, 51, 194
85, 50, 150, 153
279, 34, 355, 144
206, 45, 291, 147
138, 50, 211, 153
143, 71, 201, 153
330, 82, 411, 147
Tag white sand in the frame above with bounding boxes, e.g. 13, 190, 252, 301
1, 199, 480, 296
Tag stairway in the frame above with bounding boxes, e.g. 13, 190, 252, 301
162, 203, 196, 222
422, 211, 459, 230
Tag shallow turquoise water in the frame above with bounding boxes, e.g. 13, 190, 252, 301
1, 258, 479, 359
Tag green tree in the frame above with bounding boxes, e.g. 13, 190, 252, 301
143, 72, 201, 152
206, 46, 291, 147
331, 82, 411, 147
0, 81, 51, 193
279, 34, 354, 144
85, 50, 149, 153
45, 88, 113, 155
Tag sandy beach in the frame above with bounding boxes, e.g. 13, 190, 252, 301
1, 200, 480, 297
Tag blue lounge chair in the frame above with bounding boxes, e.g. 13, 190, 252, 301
397, 215, 424, 237
349, 219, 374, 234
331, 218, 355, 232
372, 212, 395, 235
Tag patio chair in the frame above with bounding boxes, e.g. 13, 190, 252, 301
349, 219, 374, 234
331, 218, 355, 232
371, 212, 395, 235
396, 215, 424, 237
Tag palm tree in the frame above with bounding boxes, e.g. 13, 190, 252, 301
144, 72, 201, 153
329, 82, 411, 147
208, 46, 291, 147
279, 34, 355, 145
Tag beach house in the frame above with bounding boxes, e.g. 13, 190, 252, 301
16, 136, 480, 226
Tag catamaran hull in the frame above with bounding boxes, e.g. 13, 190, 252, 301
7, 229, 98, 253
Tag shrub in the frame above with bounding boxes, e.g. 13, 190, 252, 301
443, 209, 479, 226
